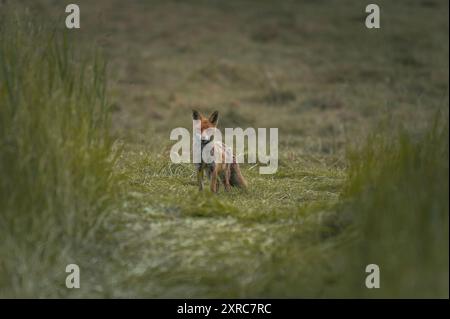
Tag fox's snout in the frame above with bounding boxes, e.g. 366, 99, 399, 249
194, 132, 214, 145
201, 132, 214, 144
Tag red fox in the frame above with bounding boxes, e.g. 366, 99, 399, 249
192, 110, 247, 193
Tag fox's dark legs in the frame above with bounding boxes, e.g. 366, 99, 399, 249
210, 169, 218, 193
198, 163, 233, 193
224, 165, 231, 191
197, 163, 219, 193
197, 167, 204, 191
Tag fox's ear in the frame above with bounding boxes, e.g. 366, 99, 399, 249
209, 111, 219, 125
192, 110, 201, 120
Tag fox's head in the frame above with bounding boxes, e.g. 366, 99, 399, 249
192, 110, 219, 144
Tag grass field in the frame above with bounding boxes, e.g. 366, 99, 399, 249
0, 0, 448, 298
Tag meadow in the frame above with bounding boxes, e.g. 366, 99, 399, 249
0, 0, 448, 298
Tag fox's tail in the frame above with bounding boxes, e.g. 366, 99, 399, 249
229, 163, 247, 189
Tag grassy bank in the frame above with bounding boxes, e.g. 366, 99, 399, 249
336, 118, 449, 297
0, 11, 119, 297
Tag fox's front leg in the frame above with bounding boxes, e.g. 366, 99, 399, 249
210, 168, 218, 193
197, 165, 204, 191
224, 164, 231, 191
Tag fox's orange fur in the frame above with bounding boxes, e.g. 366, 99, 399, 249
193, 110, 247, 193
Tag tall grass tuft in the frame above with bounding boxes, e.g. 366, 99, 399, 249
0, 9, 118, 296
337, 116, 449, 298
